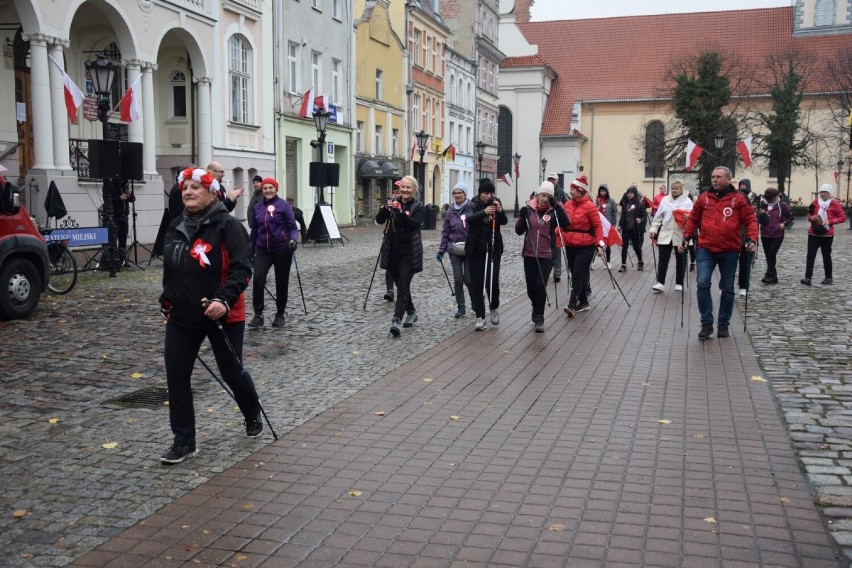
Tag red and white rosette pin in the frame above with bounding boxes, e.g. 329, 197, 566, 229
190, 238, 212, 268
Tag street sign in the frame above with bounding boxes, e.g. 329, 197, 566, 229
327, 142, 335, 156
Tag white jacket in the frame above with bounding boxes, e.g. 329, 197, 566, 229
650, 194, 694, 246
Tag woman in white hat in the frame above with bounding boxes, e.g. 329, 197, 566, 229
801, 183, 846, 286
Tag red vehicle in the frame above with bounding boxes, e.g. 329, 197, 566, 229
0, 177, 50, 319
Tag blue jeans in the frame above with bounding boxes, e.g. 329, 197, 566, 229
695, 248, 739, 326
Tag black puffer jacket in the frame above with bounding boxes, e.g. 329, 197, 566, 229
465, 197, 509, 256
376, 198, 425, 273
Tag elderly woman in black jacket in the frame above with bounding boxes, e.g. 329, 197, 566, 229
375, 175, 425, 337
617, 186, 647, 272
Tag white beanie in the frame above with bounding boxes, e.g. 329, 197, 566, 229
819, 183, 834, 195
537, 181, 555, 196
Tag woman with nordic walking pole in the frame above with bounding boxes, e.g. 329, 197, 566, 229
466, 178, 508, 331
516, 181, 569, 332
375, 175, 425, 337
437, 182, 474, 318
560, 175, 605, 317
649, 180, 693, 294
159, 167, 263, 465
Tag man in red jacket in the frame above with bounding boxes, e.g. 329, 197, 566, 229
679, 167, 757, 340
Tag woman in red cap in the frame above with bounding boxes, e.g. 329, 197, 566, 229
560, 174, 605, 316
248, 177, 299, 328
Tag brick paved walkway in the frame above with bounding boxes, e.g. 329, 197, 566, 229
70, 234, 843, 567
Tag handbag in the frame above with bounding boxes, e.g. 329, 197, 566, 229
452, 242, 466, 256
811, 222, 828, 235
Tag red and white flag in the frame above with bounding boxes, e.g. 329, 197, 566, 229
314, 94, 330, 112
599, 212, 623, 247
514, 161, 520, 180
499, 172, 513, 186
685, 139, 704, 172
298, 87, 315, 118
410, 140, 417, 162
737, 136, 752, 168
48, 55, 84, 125
119, 75, 141, 122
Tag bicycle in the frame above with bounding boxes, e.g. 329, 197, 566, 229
41, 230, 78, 295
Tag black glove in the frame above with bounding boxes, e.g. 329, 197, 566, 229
520, 206, 530, 220
288, 240, 298, 252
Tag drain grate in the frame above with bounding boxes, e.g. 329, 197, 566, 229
105, 386, 170, 409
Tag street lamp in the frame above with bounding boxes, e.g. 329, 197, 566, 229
313, 109, 330, 204
512, 153, 521, 217
415, 130, 430, 203
714, 131, 725, 166
540, 158, 548, 183
85, 54, 119, 277
475, 141, 486, 183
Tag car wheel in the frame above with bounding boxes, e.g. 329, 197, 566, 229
0, 258, 42, 320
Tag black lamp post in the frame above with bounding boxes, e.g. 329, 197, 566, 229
86, 54, 119, 277
313, 109, 330, 204
540, 158, 547, 183
713, 131, 725, 166
415, 130, 430, 203
512, 152, 521, 217
846, 155, 852, 229
475, 141, 486, 183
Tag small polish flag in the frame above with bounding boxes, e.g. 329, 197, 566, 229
737, 136, 753, 168
119, 75, 141, 122
48, 55, 84, 125
411, 140, 417, 162
599, 212, 623, 247
298, 87, 315, 118
514, 161, 520, 180
499, 172, 513, 185
685, 139, 704, 172
314, 94, 330, 112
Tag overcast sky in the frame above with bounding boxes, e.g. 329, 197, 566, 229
530, 0, 792, 21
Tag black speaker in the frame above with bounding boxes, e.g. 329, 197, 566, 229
120, 142, 143, 180
88, 139, 120, 179
309, 162, 341, 187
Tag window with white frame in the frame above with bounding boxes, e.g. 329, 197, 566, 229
412, 94, 421, 131
412, 30, 421, 67
311, 0, 320, 9
311, 51, 322, 92
374, 125, 383, 155
332, 0, 341, 19
356, 121, 364, 152
392, 128, 399, 156
331, 59, 341, 104
171, 71, 187, 118
228, 35, 251, 123
815, 0, 835, 26
375, 69, 384, 100
288, 43, 300, 94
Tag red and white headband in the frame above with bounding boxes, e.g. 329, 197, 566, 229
178, 167, 220, 193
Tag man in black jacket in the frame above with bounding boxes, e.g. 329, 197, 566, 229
465, 178, 508, 331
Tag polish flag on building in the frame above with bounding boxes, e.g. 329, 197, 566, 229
685, 139, 704, 172
298, 87, 315, 118
119, 75, 141, 122
499, 172, 513, 185
514, 161, 520, 180
314, 94, 330, 112
48, 55, 84, 125
737, 136, 753, 168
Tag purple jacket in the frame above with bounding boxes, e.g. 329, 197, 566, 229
250, 195, 299, 252
757, 200, 793, 239
439, 201, 473, 254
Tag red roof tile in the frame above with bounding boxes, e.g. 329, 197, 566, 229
515, 7, 852, 137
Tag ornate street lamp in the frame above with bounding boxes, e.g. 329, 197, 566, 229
313, 109, 331, 204
512, 153, 521, 217
540, 158, 548, 183
714, 131, 725, 166
475, 141, 486, 183
85, 54, 119, 277
415, 130, 430, 202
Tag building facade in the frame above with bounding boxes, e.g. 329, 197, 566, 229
443, 46, 476, 204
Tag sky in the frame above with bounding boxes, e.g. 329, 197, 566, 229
530, 0, 792, 21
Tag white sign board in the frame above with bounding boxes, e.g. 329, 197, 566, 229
318, 204, 341, 240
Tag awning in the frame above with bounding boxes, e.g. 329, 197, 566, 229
358, 160, 383, 178
380, 161, 402, 178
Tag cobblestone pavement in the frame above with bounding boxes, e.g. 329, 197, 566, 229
1, 222, 850, 566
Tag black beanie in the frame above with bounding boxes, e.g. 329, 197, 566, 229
252, 175, 263, 183
478, 178, 496, 195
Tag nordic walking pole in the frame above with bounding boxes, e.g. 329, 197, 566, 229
363, 249, 381, 311
292, 252, 308, 315
601, 255, 631, 308
743, 250, 753, 332
438, 257, 455, 297
265, 285, 277, 303
487, 215, 496, 306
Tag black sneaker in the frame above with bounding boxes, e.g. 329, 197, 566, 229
698, 323, 714, 340
403, 311, 418, 328
637, 262, 644, 271
246, 412, 263, 438
563, 304, 577, 318
160, 444, 198, 465
389, 317, 401, 337
717, 324, 729, 338
272, 313, 286, 327
247, 314, 264, 328
454, 306, 466, 318
800, 278, 811, 286
534, 316, 545, 333
821, 278, 833, 285
383, 290, 395, 302
618, 265, 627, 273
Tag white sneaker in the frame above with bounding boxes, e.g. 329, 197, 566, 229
607, 262, 613, 269
652, 282, 665, 293
739, 288, 747, 296
675, 284, 683, 292
475, 318, 487, 331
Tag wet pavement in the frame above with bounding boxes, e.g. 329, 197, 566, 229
1, 222, 850, 567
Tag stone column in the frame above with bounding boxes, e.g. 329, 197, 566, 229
194, 76, 213, 167
23, 33, 55, 169
124, 60, 143, 143
47, 40, 72, 171
141, 64, 157, 174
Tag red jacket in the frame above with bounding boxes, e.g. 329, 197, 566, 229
683, 186, 758, 253
806, 197, 846, 237
559, 197, 604, 248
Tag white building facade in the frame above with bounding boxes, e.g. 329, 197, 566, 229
443, 46, 476, 203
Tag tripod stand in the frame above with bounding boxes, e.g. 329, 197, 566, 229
123, 180, 153, 268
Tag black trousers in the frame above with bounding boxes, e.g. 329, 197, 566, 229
524, 256, 553, 319
621, 230, 643, 265
164, 320, 259, 446
252, 248, 293, 315
761, 236, 784, 279
737, 244, 752, 289
467, 251, 501, 318
565, 245, 595, 305
805, 235, 833, 279
657, 243, 686, 286
389, 245, 415, 319
385, 269, 394, 292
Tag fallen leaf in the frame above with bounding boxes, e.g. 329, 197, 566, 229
548, 523, 566, 532
449, 415, 461, 421
131, 372, 144, 379
352, 351, 360, 355
12, 509, 28, 518
236, 555, 248, 561
658, 419, 671, 425
242, 503, 255, 510
779, 497, 790, 504
704, 517, 716, 523
423, 378, 433, 383
751, 376, 767, 383
374, 411, 386, 417
348, 490, 362, 497
102, 442, 118, 449
48, 418, 59, 424
181, 525, 191, 529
